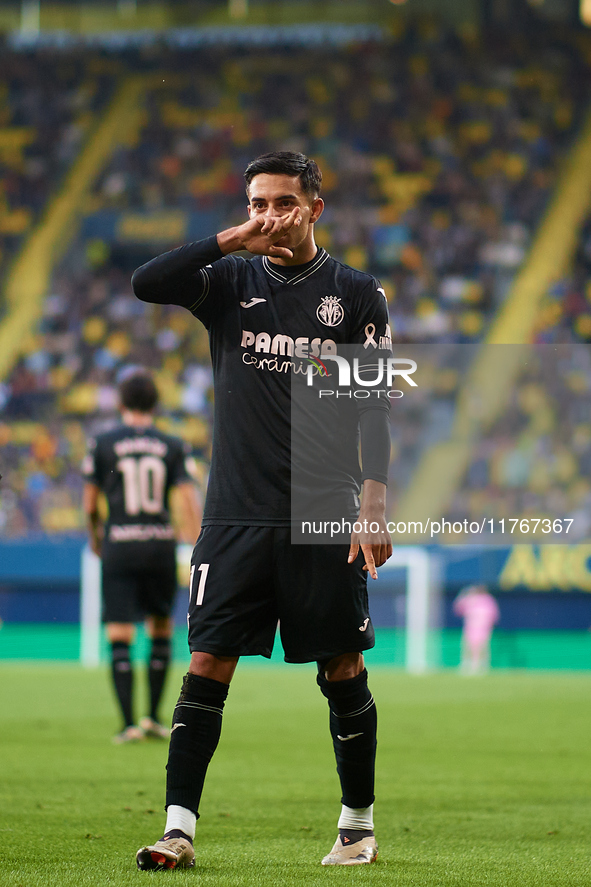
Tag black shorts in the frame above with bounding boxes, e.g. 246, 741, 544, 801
187, 525, 375, 664
101, 555, 177, 624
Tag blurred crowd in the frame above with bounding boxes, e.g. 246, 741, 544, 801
0, 51, 116, 301
445, 346, 591, 537
443, 199, 591, 534
533, 211, 591, 344
1, 19, 591, 535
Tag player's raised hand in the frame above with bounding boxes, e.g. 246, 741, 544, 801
218, 207, 302, 258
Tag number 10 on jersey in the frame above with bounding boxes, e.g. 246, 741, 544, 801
189, 563, 209, 606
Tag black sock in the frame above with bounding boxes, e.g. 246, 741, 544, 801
317, 668, 377, 809
148, 637, 171, 722
162, 829, 193, 844
339, 828, 374, 843
111, 641, 134, 728
165, 672, 229, 816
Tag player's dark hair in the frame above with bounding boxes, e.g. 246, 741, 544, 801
119, 371, 159, 413
244, 152, 322, 200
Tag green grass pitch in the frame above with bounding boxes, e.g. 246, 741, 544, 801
1, 664, 590, 886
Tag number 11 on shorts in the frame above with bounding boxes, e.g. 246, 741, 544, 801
190, 563, 210, 606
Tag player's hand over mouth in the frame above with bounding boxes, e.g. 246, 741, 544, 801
220, 207, 302, 258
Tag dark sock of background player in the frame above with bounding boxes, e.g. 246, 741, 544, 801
111, 640, 134, 728
148, 637, 172, 722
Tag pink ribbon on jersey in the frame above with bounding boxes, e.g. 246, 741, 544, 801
363, 323, 378, 349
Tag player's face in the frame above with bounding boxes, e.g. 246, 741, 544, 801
247, 173, 324, 252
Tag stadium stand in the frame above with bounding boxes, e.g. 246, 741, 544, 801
534, 211, 591, 344
1, 20, 591, 536
0, 52, 117, 304
435, 201, 591, 538
443, 344, 591, 540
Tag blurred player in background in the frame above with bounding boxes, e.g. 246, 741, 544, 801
82, 370, 201, 743
132, 151, 392, 870
453, 584, 500, 675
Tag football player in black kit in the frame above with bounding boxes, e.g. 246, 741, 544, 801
133, 153, 392, 869
82, 370, 201, 744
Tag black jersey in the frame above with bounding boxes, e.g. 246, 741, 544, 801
132, 237, 391, 527
82, 424, 192, 563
